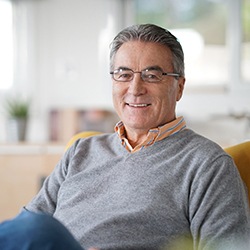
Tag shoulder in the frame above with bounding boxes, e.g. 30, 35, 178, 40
166, 129, 238, 181
75, 132, 118, 148
165, 128, 228, 160
67, 132, 122, 158
177, 130, 241, 188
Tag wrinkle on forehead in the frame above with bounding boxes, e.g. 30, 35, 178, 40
113, 41, 174, 72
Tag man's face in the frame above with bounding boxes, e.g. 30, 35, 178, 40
112, 41, 185, 134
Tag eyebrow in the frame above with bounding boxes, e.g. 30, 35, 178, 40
116, 66, 132, 71
115, 66, 164, 72
143, 65, 164, 71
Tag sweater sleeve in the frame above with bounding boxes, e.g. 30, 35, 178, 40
25, 142, 78, 215
189, 153, 250, 250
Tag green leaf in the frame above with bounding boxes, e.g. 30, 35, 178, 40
4, 98, 30, 118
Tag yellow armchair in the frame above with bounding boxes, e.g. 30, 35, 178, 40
65, 131, 102, 150
224, 141, 250, 205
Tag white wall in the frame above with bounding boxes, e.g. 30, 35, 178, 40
34, 0, 120, 108
1, 0, 125, 142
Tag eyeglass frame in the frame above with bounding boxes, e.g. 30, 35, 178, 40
110, 67, 180, 83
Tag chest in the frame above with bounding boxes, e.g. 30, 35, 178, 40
55, 153, 191, 228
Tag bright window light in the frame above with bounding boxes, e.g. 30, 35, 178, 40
0, 0, 13, 90
242, 0, 250, 83
134, 0, 229, 87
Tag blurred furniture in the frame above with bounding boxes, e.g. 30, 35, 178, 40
224, 141, 250, 205
0, 131, 101, 222
0, 143, 64, 221
49, 108, 118, 143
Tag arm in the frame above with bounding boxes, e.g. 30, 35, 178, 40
189, 154, 250, 250
25, 143, 77, 215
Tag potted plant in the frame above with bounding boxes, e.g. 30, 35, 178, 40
5, 97, 30, 142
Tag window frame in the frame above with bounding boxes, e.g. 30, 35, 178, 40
124, 0, 250, 94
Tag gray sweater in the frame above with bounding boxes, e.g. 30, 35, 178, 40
26, 129, 250, 250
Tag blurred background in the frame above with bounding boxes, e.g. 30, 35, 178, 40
0, 0, 250, 145
0, 0, 250, 219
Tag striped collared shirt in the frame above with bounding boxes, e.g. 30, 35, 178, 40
115, 116, 186, 153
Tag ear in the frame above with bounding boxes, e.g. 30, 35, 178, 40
176, 77, 185, 101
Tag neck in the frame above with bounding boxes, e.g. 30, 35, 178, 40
124, 127, 149, 148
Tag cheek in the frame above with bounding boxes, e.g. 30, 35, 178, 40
112, 85, 124, 111
155, 86, 178, 113
112, 83, 128, 99
157, 86, 175, 102
112, 88, 118, 107
166, 83, 180, 102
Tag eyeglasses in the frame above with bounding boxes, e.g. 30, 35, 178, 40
110, 68, 180, 83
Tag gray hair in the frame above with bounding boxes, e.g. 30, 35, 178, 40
109, 24, 185, 77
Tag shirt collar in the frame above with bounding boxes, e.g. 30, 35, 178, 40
115, 116, 186, 153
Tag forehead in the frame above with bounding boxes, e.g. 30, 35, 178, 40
113, 41, 173, 69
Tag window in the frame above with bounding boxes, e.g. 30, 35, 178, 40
133, 0, 250, 90
0, 0, 13, 90
242, 0, 250, 83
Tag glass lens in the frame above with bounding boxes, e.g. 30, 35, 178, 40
142, 69, 162, 82
113, 69, 133, 82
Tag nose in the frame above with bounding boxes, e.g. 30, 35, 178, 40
128, 73, 146, 96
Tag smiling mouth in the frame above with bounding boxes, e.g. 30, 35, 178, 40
126, 103, 151, 107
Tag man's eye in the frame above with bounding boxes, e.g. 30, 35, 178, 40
117, 73, 132, 80
143, 70, 162, 82
147, 74, 158, 79
144, 73, 160, 80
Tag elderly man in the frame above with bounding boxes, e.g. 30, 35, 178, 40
0, 24, 249, 250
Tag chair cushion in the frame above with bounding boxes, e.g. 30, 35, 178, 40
224, 141, 250, 204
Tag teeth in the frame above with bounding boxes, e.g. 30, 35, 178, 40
129, 104, 148, 107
